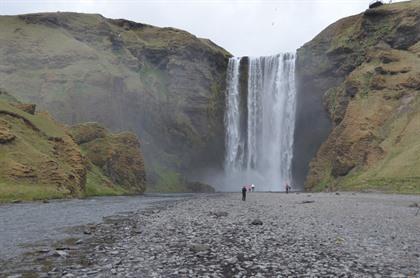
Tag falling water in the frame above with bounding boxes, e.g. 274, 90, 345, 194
224, 53, 297, 191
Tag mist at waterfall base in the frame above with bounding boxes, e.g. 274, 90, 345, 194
220, 53, 297, 192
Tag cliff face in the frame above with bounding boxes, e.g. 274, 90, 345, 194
0, 13, 231, 186
0, 90, 146, 202
295, 1, 420, 193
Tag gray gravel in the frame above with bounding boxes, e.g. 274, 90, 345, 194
0, 194, 191, 260
2, 192, 420, 277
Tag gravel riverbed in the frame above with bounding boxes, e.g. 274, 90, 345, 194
2, 192, 419, 277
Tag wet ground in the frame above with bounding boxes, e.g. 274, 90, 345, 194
1, 192, 419, 277
0, 194, 192, 260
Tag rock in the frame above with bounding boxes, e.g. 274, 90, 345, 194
189, 244, 210, 252
0, 125, 15, 143
251, 219, 263, 225
70, 123, 146, 194
10, 103, 36, 115
185, 181, 215, 193
301, 200, 315, 204
83, 229, 92, 235
226, 257, 238, 264
210, 211, 228, 218
54, 250, 69, 257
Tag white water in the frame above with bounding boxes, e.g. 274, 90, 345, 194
224, 53, 297, 191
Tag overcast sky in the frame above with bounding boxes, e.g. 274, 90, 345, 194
0, 0, 403, 56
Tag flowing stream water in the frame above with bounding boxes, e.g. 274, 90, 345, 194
224, 53, 297, 191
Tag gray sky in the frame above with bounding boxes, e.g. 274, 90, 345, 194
0, 0, 403, 56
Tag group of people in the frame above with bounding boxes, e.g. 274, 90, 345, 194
241, 182, 292, 201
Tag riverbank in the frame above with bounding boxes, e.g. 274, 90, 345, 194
0, 194, 193, 261
1, 192, 419, 277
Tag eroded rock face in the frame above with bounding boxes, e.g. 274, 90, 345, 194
0, 120, 15, 143
0, 13, 231, 185
295, 1, 420, 192
70, 123, 146, 193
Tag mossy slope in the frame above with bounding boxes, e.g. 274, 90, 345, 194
296, 1, 420, 193
0, 91, 146, 202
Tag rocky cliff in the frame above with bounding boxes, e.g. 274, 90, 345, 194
295, 1, 420, 193
0, 13, 231, 188
0, 90, 146, 202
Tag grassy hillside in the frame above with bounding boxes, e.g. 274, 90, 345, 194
297, 1, 420, 193
0, 91, 145, 202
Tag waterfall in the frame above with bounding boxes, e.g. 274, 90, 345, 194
224, 53, 297, 191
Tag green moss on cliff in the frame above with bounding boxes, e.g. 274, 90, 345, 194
300, 1, 420, 194
85, 165, 129, 197
0, 181, 70, 203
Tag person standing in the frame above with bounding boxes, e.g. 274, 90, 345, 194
242, 186, 247, 201
285, 183, 290, 194
251, 184, 255, 192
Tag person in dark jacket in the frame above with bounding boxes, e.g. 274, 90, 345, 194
242, 186, 247, 201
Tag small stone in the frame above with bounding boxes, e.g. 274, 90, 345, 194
226, 257, 238, 264
251, 219, 263, 225
210, 211, 229, 218
83, 229, 92, 235
190, 244, 210, 252
54, 250, 69, 257
37, 248, 50, 254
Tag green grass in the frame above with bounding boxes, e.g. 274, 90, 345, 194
84, 165, 129, 197
339, 176, 420, 194
0, 181, 70, 203
0, 165, 132, 203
